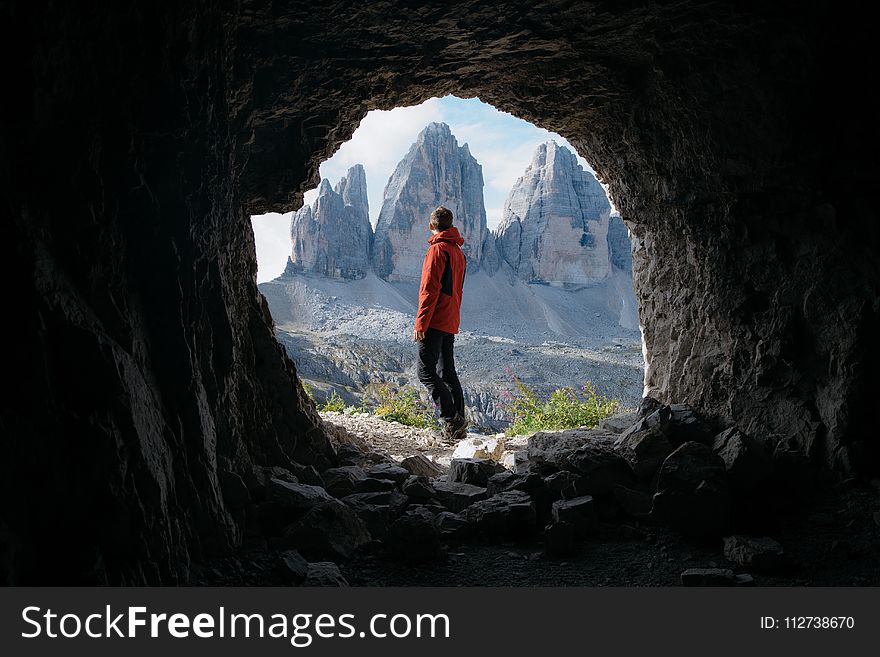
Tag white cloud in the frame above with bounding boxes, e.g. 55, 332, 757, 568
251, 213, 291, 283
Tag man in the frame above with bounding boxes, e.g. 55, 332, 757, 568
414, 206, 468, 441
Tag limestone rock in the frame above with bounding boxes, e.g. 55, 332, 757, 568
386, 508, 443, 563
367, 463, 411, 485
303, 562, 349, 587
462, 490, 537, 538
372, 123, 488, 281
712, 428, 773, 493
651, 442, 731, 537
495, 141, 612, 285
606, 213, 632, 273
321, 466, 367, 498
401, 475, 436, 501
551, 495, 597, 538
434, 511, 476, 540
452, 435, 504, 461
723, 535, 785, 572
289, 164, 373, 279
614, 424, 674, 479
282, 499, 371, 559
267, 478, 334, 511
400, 454, 444, 478
561, 444, 635, 495
448, 458, 504, 487
432, 481, 488, 513
274, 550, 309, 585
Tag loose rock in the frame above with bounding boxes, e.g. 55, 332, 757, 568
304, 562, 349, 587
723, 535, 785, 572
282, 499, 371, 559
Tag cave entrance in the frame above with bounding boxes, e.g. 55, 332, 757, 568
251, 96, 645, 466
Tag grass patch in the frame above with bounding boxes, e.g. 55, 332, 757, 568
368, 384, 439, 429
504, 377, 619, 436
319, 391, 347, 413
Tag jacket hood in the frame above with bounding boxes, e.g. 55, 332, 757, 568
429, 226, 465, 246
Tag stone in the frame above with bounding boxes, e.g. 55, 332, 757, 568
282, 499, 371, 559
651, 442, 731, 537
462, 491, 537, 538
399, 454, 444, 478
274, 550, 309, 585
551, 496, 597, 538
680, 568, 737, 586
712, 428, 773, 493
606, 213, 632, 273
219, 470, 250, 508
495, 141, 612, 285
321, 466, 367, 498
543, 470, 580, 496
303, 562, 349, 587
486, 471, 521, 497
543, 521, 575, 558
448, 458, 504, 487
451, 436, 505, 461
562, 444, 635, 495
401, 475, 436, 501
614, 424, 674, 479
612, 484, 653, 518
432, 481, 489, 513
434, 512, 476, 540
664, 404, 713, 446
354, 477, 396, 493
246, 466, 298, 502
366, 463, 411, 485
267, 478, 334, 512
372, 123, 489, 281
386, 508, 443, 563
599, 411, 639, 434
288, 164, 372, 280
289, 464, 326, 488
723, 535, 785, 572
526, 428, 610, 467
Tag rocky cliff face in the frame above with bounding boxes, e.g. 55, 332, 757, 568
372, 123, 488, 282
607, 214, 632, 273
289, 164, 372, 279
495, 142, 612, 285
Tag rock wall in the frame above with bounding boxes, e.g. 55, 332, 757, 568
4, 0, 878, 584
372, 123, 488, 282
289, 164, 372, 279
496, 141, 612, 285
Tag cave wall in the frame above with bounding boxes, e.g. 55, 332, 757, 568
2, 0, 877, 584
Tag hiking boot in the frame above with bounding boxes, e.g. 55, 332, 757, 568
442, 414, 468, 442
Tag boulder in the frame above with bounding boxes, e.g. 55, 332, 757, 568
723, 535, 785, 572
665, 403, 713, 445
451, 435, 504, 461
462, 491, 537, 538
303, 562, 349, 587
551, 496, 597, 538
448, 458, 504, 486
354, 477, 396, 493
246, 466, 298, 502
614, 424, 673, 479
680, 568, 737, 586
402, 475, 437, 501
289, 464, 325, 488
651, 442, 731, 537
612, 484, 653, 518
432, 481, 488, 512
599, 412, 640, 434
543, 470, 580, 496
386, 508, 443, 563
712, 428, 772, 493
543, 521, 575, 558
561, 444, 634, 495
434, 512, 476, 540
274, 550, 309, 585
321, 466, 367, 498
366, 463, 410, 485
400, 454, 444, 478
267, 478, 334, 512
527, 428, 611, 467
282, 499, 371, 559
486, 471, 521, 497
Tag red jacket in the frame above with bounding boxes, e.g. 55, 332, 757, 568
415, 227, 467, 334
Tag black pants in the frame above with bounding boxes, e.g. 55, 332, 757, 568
417, 328, 464, 422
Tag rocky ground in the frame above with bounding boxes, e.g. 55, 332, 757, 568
193, 404, 880, 587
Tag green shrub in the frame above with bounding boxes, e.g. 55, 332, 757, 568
371, 384, 438, 429
319, 391, 347, 413
504, 378, 620, 436
301, 380, 315, 401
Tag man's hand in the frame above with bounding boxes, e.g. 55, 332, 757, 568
414, 329, 425, 342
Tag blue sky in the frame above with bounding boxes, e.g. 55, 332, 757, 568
251, 96, 605, 282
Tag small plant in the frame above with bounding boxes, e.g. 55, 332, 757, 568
319, 391, 347, 413
301, 380, 315, 401
504, 376, 620, 436
372, 384, 439, 429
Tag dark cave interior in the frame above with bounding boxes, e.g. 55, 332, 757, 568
2, 1, 878, 584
